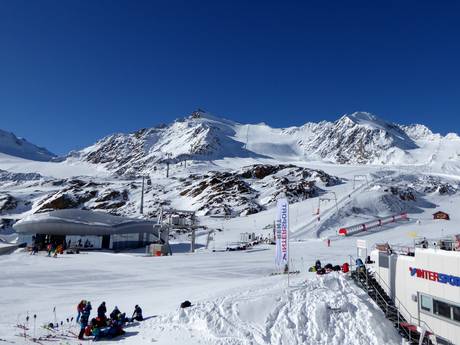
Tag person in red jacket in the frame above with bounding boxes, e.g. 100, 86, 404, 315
77, 300, 86, 323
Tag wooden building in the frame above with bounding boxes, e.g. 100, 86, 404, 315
433, 211, 450, 220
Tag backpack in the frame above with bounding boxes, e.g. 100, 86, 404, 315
84, 325, 92, 336
180, 300, 192, 309
316, 268, 326, 275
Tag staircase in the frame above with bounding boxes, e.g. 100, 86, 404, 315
351, 267, 433, 345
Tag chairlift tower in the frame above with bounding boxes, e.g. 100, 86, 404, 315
140, 176, 145, 214
165, 152, 172, 178
317, 191, 339, 216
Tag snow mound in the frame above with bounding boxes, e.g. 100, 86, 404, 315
150, 274, 401, 345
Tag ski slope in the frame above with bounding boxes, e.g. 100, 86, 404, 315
1, 136, 460, 345
0, 153, 109, 179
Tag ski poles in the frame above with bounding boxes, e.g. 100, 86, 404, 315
33, 314, 36, 339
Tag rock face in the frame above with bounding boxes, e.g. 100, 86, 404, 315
0, 194, 18, 213
388, 186, 417, 201
180, 171, 261, 216
180, 164, 342, 216
0, 169, 43, 182
35, 180, 132, 214
0, 129, 56, 161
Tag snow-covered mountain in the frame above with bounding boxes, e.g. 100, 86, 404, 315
69, 111, 259, 176
0, 129, 56, 161
292, 112, 419, 164
68, 110, 460, 175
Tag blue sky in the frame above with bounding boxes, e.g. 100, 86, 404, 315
0, 0, 459, 154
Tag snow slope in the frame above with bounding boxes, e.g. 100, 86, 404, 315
0, 153, 109, 179
0, 129, 56, 161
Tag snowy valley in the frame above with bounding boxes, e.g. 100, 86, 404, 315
1, 110, 460, 345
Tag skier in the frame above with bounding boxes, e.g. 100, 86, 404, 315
97, 302, 107, 321
76, 300, 86, 323
131, 305, 143, 321
78, 302, 91, 340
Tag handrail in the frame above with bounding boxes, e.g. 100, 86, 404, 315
348, 255, 436, 337
368, 267, 434, 335
353, 270, 415, 341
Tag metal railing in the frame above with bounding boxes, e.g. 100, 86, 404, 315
348, 255, 437, 344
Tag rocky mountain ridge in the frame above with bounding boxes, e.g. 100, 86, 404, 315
2, 110, 457, 174
67, 110, 457, 175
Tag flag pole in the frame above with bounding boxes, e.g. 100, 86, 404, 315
287, 201, 290, 288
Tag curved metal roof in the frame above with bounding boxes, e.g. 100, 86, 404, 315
13, 209, 162, 237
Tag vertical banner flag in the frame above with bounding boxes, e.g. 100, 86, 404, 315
275, 198, 289, 267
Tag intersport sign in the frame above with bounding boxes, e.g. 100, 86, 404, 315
409, 267, 460, 287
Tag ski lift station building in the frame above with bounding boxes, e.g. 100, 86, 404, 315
369, 236, 460, 344
13, 209, 169, 251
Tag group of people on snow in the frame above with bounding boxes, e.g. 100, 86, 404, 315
308, 257, 373, 275
308, 259, 349, 275
77, 300, 143, 340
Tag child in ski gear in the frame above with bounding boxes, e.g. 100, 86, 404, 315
131, 305, 143, 321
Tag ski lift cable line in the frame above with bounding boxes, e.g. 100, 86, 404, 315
290, 174, 386, 240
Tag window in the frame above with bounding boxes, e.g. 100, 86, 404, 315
419, 293, 460, 325
453, 305, 460, 322
436, 336, 453, 345
433, 299, 451, 319
378, 253, 389, 268
420, 295, 432, 312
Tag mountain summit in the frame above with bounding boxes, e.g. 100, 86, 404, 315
300, 112, 419, 164
0, 129, 56, 161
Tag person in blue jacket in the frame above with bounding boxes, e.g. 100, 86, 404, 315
355, 258, 365, 272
